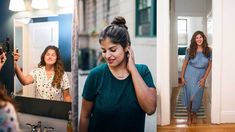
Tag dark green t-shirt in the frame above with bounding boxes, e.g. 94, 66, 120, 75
82, 64, 156, 132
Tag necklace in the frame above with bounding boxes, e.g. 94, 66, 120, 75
112, 72, 129, 79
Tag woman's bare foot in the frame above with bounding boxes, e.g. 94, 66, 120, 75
187, 113, 192, 125
191, 112, 197, 124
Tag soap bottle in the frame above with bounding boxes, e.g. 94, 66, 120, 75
67, 110, 73, 132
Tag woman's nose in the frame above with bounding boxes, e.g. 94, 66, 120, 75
105, 51, 111, 58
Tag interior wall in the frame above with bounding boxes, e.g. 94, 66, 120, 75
186, 17, 204, 45
175, 0, 207, 16
170, 0, 178, 89
157, 0, 171, 125
219, 0, 235, 123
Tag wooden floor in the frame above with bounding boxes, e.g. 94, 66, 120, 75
157, 86, 235, 132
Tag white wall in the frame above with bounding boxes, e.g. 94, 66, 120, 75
118, 0, 157, 83
211, 0, 235, 123
175, 0, 207, 16
157, 0, 171, 125
170, 0, 178, 89
186, 17, 204, 45
212, 0, 235, 123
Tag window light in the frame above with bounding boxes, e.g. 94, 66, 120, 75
57, 0, 74, 7
31, 0, 48, 9
9, 0, 26, 11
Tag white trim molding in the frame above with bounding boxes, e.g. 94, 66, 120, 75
211, 0, 222, 124
157, 0, 171, 125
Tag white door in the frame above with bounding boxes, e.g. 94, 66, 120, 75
23, 21, 59, 97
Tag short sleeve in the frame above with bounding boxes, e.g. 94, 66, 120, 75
0, 102, 20, 132
184, 49, 189, 60
61, 73, 70, 90
82, 70, 98, 101
29, 68, 37, 81
141, 65, 156, 88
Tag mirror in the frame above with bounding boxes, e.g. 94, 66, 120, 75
13, 14, 72, 102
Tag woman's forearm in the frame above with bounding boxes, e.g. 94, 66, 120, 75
202, 61, 212, 80
130, 67, 156, 115
181, 60, 188, 79
79, 117, 89, 132
14, 63, 33, 85
63, 89, 71, 102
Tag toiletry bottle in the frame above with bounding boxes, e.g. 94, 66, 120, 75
67, 110, 73, 132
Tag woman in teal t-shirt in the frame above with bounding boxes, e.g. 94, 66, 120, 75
79, 16, 157, 132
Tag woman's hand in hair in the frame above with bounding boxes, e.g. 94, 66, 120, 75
126, 47, 136, 72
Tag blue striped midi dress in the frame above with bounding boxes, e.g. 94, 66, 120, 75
183, 50, 212, 112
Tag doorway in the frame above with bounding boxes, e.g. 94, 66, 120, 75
156, 0, 212, 125
170, 0, 212, 125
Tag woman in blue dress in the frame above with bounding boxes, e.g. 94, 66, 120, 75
79, 16, 156, 132
181, 31, 212, 125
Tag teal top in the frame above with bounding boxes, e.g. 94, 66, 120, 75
82, 64, 156, 132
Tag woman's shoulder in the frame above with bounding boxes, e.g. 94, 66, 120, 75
89, 64, 107, 75
135, 64, 148, 68
30, 66, 44, 74
0, 101, 14, 111
0, 100, 7, 108
33, 66, 44, 71
135, 64, 149, 72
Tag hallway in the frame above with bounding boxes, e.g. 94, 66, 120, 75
157, 86, 235, 132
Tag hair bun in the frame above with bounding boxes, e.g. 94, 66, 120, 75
111, 16, 128, 29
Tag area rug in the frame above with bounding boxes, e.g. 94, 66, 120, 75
174, 88, 206, 119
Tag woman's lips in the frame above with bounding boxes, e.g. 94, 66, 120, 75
107, 59, 114, 64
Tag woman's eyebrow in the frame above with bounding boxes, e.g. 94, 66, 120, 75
101, 46, 117, 50
109, 46, 117, 50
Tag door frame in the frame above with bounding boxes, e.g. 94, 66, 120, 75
157, 0, 221, 125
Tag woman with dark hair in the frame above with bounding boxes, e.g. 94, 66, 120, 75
14, 45, 71, 102
0, 83, 21, 132
181, 31, 212, 125
79, 16, 156, 132
0, 53, 20, 132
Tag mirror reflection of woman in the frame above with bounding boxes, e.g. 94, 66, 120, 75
79, 16, 157, 132
181, 31, 212, 125
14, 45, 71, 102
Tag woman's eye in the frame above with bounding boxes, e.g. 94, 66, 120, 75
110, 49, 116, 52
102, 50, 106, 53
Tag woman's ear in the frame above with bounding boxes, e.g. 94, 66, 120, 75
125, 45, 130, 52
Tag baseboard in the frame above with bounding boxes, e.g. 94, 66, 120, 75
221, 111, 235, 123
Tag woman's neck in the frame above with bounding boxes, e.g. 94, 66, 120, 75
109, 58, 128, 72
45, 65, 54, 72
108, 59, 129, 79
197, 46, 203, 51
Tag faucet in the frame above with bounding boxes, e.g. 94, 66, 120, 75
43, 127, 54, 132
26, 121, 42, 132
